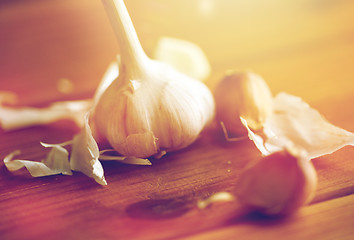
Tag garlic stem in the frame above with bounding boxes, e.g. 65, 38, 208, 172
101, 0, 147, 77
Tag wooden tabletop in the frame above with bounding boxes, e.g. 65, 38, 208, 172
1, 0, 354, 239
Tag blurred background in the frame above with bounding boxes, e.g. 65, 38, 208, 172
1, 0, 354, 107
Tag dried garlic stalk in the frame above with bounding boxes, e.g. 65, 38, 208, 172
0, 99, 91, 131
94, 0, 215, 158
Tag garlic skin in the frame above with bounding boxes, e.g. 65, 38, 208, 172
245, 92, 354, 159
214, 71, 273, 135
93, 0, 215, 158
235, 147, 317, 216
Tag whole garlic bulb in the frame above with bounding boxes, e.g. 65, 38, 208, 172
214, 71, 273, 135
93, 0, 215, 158
235, 147, 317, 216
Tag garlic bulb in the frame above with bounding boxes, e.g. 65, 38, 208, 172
235, 147, 317, 216
93, 0, 215, 158
214, 70, 272, 135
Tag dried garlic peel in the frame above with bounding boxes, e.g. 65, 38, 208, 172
1, 61, 118, 184
70, 113, 107, 185
3, 111, 151, 185
154, 37, 211, 81
4, 142, 72, 177
0, 99, 92, 131
197, 192, 235, 209
99, 149, 152, 165
244, 92, 354, 159
0, 57, 118, 132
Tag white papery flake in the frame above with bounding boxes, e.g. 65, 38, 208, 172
244, 92, 354, 159
4, 142, 72, 177
70, 113, 107, 185
99, 149, 152, 165
0, 99, 92, 131
197, 192, 235, 209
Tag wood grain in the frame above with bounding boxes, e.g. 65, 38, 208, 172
184, 194, 354, 240
0, 0, 354, 239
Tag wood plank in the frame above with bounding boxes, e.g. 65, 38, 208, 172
0, 114, 353, 239
184, 194, 354, 240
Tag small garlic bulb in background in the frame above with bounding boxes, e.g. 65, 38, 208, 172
153, 37, 211, 82
235, 147, 317, 216
214, 71, 273, 135
93, 0, 215, 158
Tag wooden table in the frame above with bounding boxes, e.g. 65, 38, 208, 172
1, 1, 354, 239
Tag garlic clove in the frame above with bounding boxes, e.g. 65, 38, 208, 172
115, 130, 158, 158
214, 70, 273, 136
235, 147, 317, 216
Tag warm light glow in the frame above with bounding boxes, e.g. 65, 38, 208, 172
124, 0, 354, 101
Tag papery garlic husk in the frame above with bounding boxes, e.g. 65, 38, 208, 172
93, 0, 215, 158
243, 92, 354, 159
235, 147, 317, 216
214, 70, 273, 135
4, 142, 72, 177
